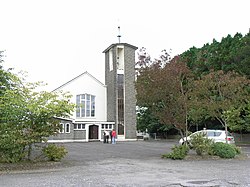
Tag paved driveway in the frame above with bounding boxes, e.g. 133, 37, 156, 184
64, 140, 175, 162
0, 141, 250, 187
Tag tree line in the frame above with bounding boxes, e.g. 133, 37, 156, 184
136, 31, 250, 138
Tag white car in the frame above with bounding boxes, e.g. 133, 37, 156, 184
179, 129, 235, 145
137, 131, 150, 140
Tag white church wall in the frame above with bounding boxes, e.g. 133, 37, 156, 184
55, 73, 107, 122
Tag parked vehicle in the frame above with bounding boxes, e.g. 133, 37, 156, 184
179, 129, 235, 145
137, 131, 150, 140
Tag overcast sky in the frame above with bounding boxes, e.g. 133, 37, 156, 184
1, 0, 249, 91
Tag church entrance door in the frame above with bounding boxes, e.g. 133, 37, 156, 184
89, 125, 99, 140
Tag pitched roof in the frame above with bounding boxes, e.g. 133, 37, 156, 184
52, 71, 106, 92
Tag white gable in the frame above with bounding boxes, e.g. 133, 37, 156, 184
53, 71, 105, 91
54, 71, 107, 122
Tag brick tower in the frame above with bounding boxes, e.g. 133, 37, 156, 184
103, 43, 138, 140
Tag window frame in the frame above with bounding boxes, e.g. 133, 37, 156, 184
101, 124, 113, 130
65, 123, 70, 133
76, 94, 96, 118
74, 123, 86, 130
59, 123, 64, 133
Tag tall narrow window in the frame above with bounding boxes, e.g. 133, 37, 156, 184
81, 95, 85, 117
86, 94, 90, 117
76, 95, 80, 117
117, 74, 124, 123
59, 123, 64, 133
76, 94, 96, 118
109, 49, 113, 71
117, 74, 124, 135
65, 123, 70, 133
91, 95, 95, 117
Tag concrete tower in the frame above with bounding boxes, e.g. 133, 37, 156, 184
103, 43, 138, 140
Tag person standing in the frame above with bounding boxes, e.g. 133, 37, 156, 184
103, 131, 107, 143
111, 129, 117, 144
106, 130, 109, 143
109, 130, 112, 144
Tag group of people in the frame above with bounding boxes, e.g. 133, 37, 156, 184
103, 129, 117, 144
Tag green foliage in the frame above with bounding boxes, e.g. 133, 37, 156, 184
137, 107, 174, 133
0, 52, 17, 97
232, 145, 242, 155
234, 32, 250, 78
210, 142, 237, 159
136, 31, 250, 135
136, 56, 192, 136
190, 132, 213, 155
181, 32, 250, 130
180, 32, 250, 78
162, 145, 189, 160
42, 144, 68, 161
0, 123, 27, 163
189, 70, 250, 129
224, 104, 250, 133
0, 62, 75, 162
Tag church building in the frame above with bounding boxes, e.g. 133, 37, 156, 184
48, 43, 138, 142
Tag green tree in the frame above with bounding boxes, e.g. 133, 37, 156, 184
223, 103, 250, 140
0, 69, 75, 162
0, 51, 15, 96
181, 32, 250, 77
137, 107, 173, 134
136, 56, 193, 138
234, 32, 250, 78
189, 70, 250, 142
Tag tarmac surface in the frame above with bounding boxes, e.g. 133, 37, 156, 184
0, 140, 250, 187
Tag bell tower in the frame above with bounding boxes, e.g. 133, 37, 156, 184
103, 42, 138, 140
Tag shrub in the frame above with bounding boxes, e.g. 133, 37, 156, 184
232, 145, 241, 155
162, 145, 189, 160
0, 129, 27, 163
0, 146, 26, 163
190, 132, 213, 155
210, 142, 236, 159
43, 144, 68, 161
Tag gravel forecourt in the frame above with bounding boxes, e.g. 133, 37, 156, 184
0, 141, 249, 187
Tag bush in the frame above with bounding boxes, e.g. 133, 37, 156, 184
162, 145, 189, 160
0, 129, 27, 163
232, 145, 241, 155
210, 142, 236, 159
0, 146, 26, 163
190, 132, 213, 155
43, 144, 68, 161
